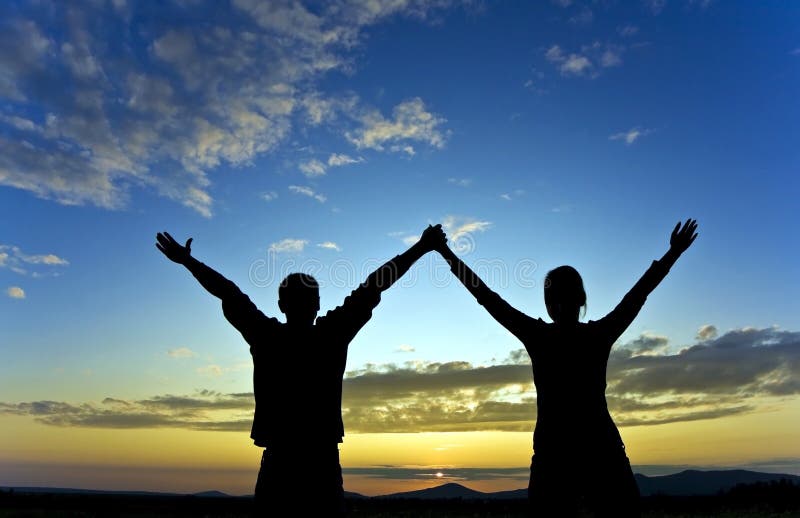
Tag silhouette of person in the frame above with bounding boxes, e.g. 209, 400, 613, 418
435, 220, 698, 517
156, 225, 446, 517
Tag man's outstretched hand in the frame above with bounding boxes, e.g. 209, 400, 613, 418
418, 224, 447, 253
669, 219, 698, 255
156, 232, 193, 265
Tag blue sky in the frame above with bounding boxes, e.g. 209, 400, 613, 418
1, 0, 799, 494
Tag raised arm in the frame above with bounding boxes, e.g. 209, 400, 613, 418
156, 232, 272, 342
435, 236, 535, 341
600, 219, 699, 341
320, 225, 445, 335
362, 224, 446, 293
156, 232, 242, 300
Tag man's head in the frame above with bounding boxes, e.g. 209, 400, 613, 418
278, 273, 320, 326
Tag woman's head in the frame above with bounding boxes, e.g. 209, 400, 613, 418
544, 265, 586, 324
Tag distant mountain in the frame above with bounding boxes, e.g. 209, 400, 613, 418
635, 469, 800, 496
376, 470, 800, 500
5, 470, 798, 501
1, 487, 238, 498
2, 487, 180, 497
376, 482, 487, 500
191, 490, 231, 498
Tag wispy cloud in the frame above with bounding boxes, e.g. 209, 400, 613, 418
618, 25, 639, 37
167, 347, 196, 359
0, 245, 69, 276
288, 185, 326, 203
609, 127, 653, 145
442, 215, 492, 253
196, 365, 224, 378
3, 327, 797, 433
299, 159, 327, 178
261, 191, 278, 202
500, 189, 525, 201
545, 42, 625, 77
269, 238, 308, 254
396, 344, 416, 353
299, 153, 364, 177
6, 286, 25, 299
601, 48, 623, 67
568, 7, 593, 26
546, 45, 592, 77
0, 2, 454, 216
645, 0, 667, 15
448, 177, 472, 187
317, 241, 342, 252
346, 98, 448, 155
327, 153, 363, 167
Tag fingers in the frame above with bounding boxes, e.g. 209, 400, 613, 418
164, 231, 177, 245
185, 237, 193, 250
155, 243, 166, 254
672, 221, 681, 238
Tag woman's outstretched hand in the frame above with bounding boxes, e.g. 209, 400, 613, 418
669, 219, 698, 254
156, 232, 193, 265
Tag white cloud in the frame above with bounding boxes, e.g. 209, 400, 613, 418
402, 235, 420, 246
0, 245, 69, 276
317, 241, 341, 252
500, 189, 525, 201
327, 153, 362, 167
601, 49, 623, 67
288, 185, 326, 203
568, 7, 593, 26
346, 98, 448, 153
561, 54, 593, 76
545, 45, 565, 63
196, 365, 223, 377
395, 344, 416, 353
0, 114, 42, 133
546, 42, 627, 78
7, 286, 25, 299
0, 2, 455, 217
645, 0, 667, 15
261, 191, 278, 202
448, 177, 472, 187
299, 158, 327, 177
167, 347, 196, 359
610, 127, 652, 145
442, 215, 492, 254
551, 204, 573, 213
269, 238, 308, 254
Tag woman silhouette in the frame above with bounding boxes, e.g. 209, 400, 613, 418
435, 220, 698, 517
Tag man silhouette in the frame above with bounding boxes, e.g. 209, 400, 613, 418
155, 225, 445, 516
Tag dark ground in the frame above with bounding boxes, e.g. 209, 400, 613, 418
2, 482, 799, 517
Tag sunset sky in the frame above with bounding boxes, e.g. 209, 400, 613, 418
1, 0, 799, 497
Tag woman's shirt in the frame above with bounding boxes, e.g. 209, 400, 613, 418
471, 260, 670, 454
